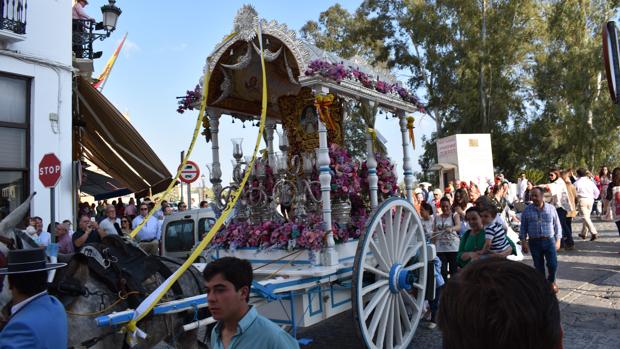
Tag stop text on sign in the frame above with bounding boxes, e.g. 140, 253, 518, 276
39, 165, 61, 176
38, 153, 62, 188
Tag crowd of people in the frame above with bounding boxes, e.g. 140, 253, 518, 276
20, 196, 212, 256
415, 165, 620, 329
1, 163, 618, 348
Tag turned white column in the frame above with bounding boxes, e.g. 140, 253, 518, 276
208, 110, 223, 196
399, 112, 414, 202
366, 133, 378, 209
315, 88, 338, 266
266, 121, 276, 169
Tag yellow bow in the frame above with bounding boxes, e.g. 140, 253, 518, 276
314, 94, 337, 131
406, 116, 415, 150
368, 127, 377, 148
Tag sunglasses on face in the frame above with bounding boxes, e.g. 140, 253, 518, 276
140, 207, 148, 211
122, 220, 128, 223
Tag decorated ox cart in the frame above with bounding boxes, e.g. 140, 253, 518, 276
98, 6, 435, 349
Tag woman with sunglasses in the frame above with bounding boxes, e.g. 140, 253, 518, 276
120, 216, 132, 235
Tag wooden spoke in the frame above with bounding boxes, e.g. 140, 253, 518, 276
369, 239, 391, 272
361, 279, 388, 297
405, 261, 425, 272
364, 265, 390, 279
402, 241, 424, 265
368, 293, 390, 340
396, 293, 412, 332
401, 291, 420, 313
363, 286, 390, 321
375, 295, 392, 349
375, 221, 394, 265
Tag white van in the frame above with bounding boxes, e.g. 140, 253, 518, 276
160, 207, 217, 260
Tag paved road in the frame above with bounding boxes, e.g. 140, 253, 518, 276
297, 219, 620, 349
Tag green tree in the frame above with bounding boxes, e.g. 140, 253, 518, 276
302, 0, 620, 179
531, 0, 620, 170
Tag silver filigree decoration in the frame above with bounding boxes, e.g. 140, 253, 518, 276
212, 65, 232, 105
258, 18, 310, 70
202, 6, 311, 85
233, 5, 259, 42
251, 41, 282, 62
221, 42, 253, 70
283, 51, 299, 85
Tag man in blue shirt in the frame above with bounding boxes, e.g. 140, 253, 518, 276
519, 187, 562, 293
204, 257, 299, 349
0, 248, 68, 348
132, 203, 161, 255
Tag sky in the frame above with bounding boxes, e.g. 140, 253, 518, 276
88, 0, 437, 185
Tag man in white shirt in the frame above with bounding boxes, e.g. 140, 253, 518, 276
32, 217, 51, 247
573, 168, 600, 240
98, 205, 122, 236
132, 203, 161, 255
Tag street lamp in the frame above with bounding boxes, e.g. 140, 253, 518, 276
101, 0, 122, 33
200, 174, 206, 200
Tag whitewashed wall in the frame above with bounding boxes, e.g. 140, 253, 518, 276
0, 0, 74, 224
455, 134, 494, 193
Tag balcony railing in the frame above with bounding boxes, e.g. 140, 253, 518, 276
0, 0, 27, 35
72, 19, 106, 60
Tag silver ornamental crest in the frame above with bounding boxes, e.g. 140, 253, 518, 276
233, 5, 259, 42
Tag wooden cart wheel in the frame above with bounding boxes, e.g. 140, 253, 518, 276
352, 197, 428, 349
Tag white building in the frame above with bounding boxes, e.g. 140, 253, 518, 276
432, 134, 495, 193
0, 0, 74, 224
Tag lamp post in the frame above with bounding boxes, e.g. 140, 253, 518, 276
101, 0, 122, 32
73, 0, 123, 60
201, 174, 206, 201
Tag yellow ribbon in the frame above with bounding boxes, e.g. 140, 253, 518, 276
124, 28, 268, 343
406, 116, 415, 150
368, 127, 377, 151
314, 94, 336, 131
128, 33, 243, 240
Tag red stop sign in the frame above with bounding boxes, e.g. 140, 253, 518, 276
39, 153, 62, 188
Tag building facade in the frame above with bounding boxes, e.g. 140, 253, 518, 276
0, 0, 74, 224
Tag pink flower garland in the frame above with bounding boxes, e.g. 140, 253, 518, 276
176, 85, 201, 114
305, 60, 426, 113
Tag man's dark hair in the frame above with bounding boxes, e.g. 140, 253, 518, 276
465, 206, 480, 216
203, 257, 253, 302
474, 195, 492, 209
479, 204, 498, 217
438, 259, 561, 349
199, 200, 208, 208
576, 168, 587, 177
439, 197, 451, 205
420, 202, 433, 214
530, 186, 544, 196
8, 271, 48, 296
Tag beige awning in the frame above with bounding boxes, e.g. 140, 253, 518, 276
430, 162, 457, 171
75, 77, 173, 197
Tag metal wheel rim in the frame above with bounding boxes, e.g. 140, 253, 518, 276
352, 197, 428, 349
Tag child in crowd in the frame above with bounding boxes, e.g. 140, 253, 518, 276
420, 202, 435, 241
426, 256, 445, 329
478, 205, 512, 257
